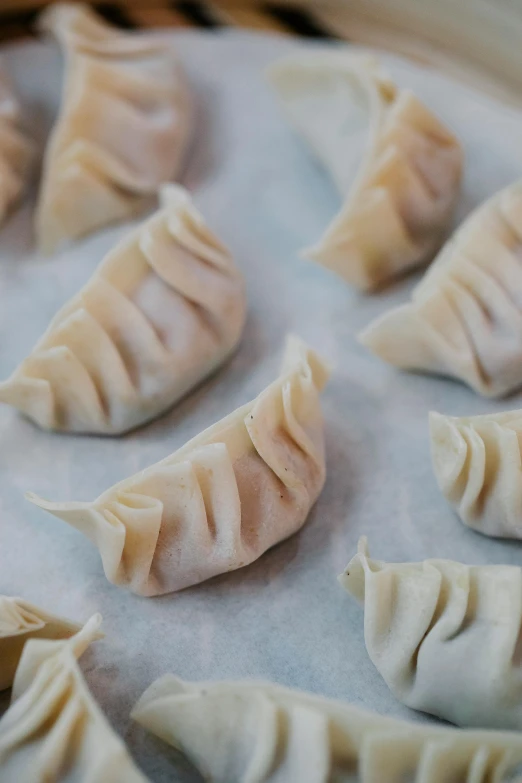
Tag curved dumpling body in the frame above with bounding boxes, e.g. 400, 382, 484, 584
0, 596, 82, 691
341, 538, 522, 730
360, 181, 522, 396
0, 615, 149, 782
132, 676, 522, 782
27, 337, 329, 596
0, 184, 246, 434
36, 2, 192, 252
0, 67, 32, 224
430, 408, 522, 538
268, 52, 462, 290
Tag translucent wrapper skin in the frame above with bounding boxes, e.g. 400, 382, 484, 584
0, 184, 246, 434
132, 676, 522, 782
268, 52, 462, 290
341, 538, 522, 731
36, 2, 192, 252
0, 66, 32, 225
360, 180, 522, 396
430, 408, 522, 539
27, 337, 329, 596
0, 615, 149, 782
0, 596, 81, 691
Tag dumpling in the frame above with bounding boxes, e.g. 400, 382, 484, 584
341, 538, 522, 730
360, 181, 522, 396
268, 52, 462, 290
0, 66, 32, 225
0, 596, 82, 691
36, 2, 192, 252
430, 408, 522, 538
132, 676, 522, 782
27, 336, 329, 596
0, 184, 246, 434
0, 614, 149, 782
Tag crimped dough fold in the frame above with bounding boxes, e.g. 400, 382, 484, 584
269, 52, 462, 290
36, 2, 192, 251
0, 596, 82, 691
430, 408, 522, 538
341, 538, 522, 730
360, 181, 522, 396
27, 336, 329, 596
0, 185, 246, 434
0, 615, 149, 781
132, 675, 522, 782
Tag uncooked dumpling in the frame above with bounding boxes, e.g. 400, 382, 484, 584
0, 184, 246, 434
27, 336, 329, 596
430, 408, 522, 538
360, 181, 522, 396
268, 52, 462, 290
0, 596, 82, 691
0, 67, 32, 225
341, 538, 522, 730
132, 675, 522, 782
36, 2, 192, 252
0, 614, 149, 782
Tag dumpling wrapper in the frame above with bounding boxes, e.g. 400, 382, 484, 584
132, 675, 522, 782
0, 596, 83, 691
430, 408, 522, 539
268, 52, 462, 290
0, 184, 246, 434
360, 180, 522, 397
0, 66, 32, 225
341, 538, 522, 731
0, 614, 149, 782
36, 2, 192, 252
27, 336, 330, 597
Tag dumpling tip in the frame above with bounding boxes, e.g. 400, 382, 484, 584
338, 536, 370, 601
64, 613, 104, 661
81, 612, 104, 641
429, 410, 469, 492
357, 535, 369, 556
159, 182, 191, 210
25, 491, 52, 509
281, 334, 332, 391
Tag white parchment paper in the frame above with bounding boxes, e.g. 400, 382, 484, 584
2, 28, 522, 782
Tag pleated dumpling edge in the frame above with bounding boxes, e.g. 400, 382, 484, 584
360, 180, 522, 397
0, 614, 150, 782
8, 612, 103, 702
131, 675, 522, 782
0, 183, 246, 434
341, 538, 522, 730
0, 595, 87, 691
27, 335, 330, 596
430, 407, 522, 539
35, 2, 192, 252
268, 50, 463, 290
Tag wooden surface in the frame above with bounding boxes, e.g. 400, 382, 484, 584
0, 1, 341, 42
0, 0, 521, 106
